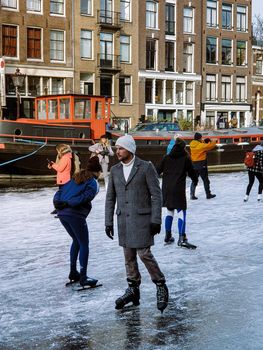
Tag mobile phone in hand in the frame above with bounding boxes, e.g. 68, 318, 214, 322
47, 158, 52, 164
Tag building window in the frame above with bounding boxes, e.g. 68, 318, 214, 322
221, 75, 231, 101
146, 39, 156, 70
27, 0, 41, 12
50, 30, 64, 61
2, 25, 17, 57
165, 3, 175, 35
52, 78, 64, 94
50, 0, 64, 15
28, 76, 41, 96
176, 82, 184, 104
1, 0, 17, 9
120, 35, 130, 63
206, 74, 216, 101
165, 42, 175, 71
81, 30, 92, 59
237, 6, 247, 32
256, 55, 263, 75
100, 33, 113, 66
236, 41, 246, 66
146, 1, 157, 29
183, 43, 193, 72
100, 75, 112, 97
80, 0, 92, 15
145, 79, 153, 103
27, 28, 41, 59
119, 76, 131, 103
206, 37, 217, 64
183, 7, 193, 33
236, 77, 246, 102
186, 82, 193, 105
206, 1, 217, 27
120, 0, 131, 21
222, 3, 232, 29
155, 80, 163, 104
221, 39, 232, 65
166, 80, 173, 104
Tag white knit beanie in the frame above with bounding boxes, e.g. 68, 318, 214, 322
115, 135, 136, 154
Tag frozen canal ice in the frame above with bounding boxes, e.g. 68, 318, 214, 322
0, 171, 263, 350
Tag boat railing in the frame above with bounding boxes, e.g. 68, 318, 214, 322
0, 133, 94, 146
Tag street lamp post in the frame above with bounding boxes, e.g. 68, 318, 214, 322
11, 68, 25, 120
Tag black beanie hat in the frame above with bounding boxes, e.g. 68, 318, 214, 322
86, 156, 102, 172
194, 132, 202, 140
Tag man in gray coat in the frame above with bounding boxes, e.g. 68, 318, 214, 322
105, 135, 168, 313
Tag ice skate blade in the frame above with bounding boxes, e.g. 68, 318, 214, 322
116, 303, 140, 312
164, 241, 175, 246
65, 280, 79, 287
74, 283, 103, 292
179, 244, 197, 250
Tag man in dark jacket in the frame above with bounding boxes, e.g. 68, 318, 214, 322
105, 135, 168, 313
157, 138, 198, 248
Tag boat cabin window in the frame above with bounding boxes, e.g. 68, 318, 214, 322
38, 100, 47, 120
234, 138, 239, 143
48, 100, 58, 120
74, 99, 91, 119
95, 101, 102, 119
60, 99, 70, 119
252, 137, 257, 142
241, 137, 250, 142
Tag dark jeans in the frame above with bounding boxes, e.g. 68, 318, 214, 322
190, 160, 211, 197
246, 171, 263, 195
59, 215, 89, 278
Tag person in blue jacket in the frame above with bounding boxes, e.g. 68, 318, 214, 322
53, 156, 102, 287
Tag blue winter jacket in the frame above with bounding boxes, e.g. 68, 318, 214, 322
53, 177, 99, 218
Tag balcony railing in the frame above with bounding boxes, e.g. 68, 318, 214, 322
97, 10, 121, 28
165, 21, 175, 35
97, 53, 121, 70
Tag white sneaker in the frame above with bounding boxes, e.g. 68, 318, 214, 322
244, 195, 249, 202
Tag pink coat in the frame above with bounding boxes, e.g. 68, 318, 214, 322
52, 153, 72, 185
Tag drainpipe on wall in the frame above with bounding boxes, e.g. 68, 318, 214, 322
71, 0, 75, 93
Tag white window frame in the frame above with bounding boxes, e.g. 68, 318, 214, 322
80, 30, 93, 59
119, 76, 132, 104
50, 0, 65, 17
146, 1, 158, 29
50, 30, 65, 63
80, 0, 93, 16
183, 43, 193, 73
1, 0, 18, 11
2, 23, 19, 60
27, 27, 43, 62
120, 35, 131, 63
206, 0, 217, 28
183, 7, 194, 34
221, 75, 231, 102
236, 5, 248, 32
120, 0, 131, 22
26, 0, 42, 14
236, 76, 246, 102
206, 74, 217, 101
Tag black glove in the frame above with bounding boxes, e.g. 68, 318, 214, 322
105, 225, 114, 240
53, 201, 69, 210
204, 138, 211, 143
101, 150, 109, 157
150, 223, 161, 236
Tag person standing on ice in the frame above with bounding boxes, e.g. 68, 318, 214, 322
105, 134, 169, 313
53, 156, 101, 288
189, 132, 216, 200
157, 138, 198, 248
244, 141, 263, 202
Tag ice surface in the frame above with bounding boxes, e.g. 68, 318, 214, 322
0, 172, 263, 350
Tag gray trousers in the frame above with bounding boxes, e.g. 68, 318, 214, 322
123, 247, 165, 284
101, 162, 109, 188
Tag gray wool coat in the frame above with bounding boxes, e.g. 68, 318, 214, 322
105, 157, 162, 248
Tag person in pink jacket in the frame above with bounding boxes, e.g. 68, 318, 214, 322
48, 144, 73, 185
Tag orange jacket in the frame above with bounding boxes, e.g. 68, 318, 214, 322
52, 153, 72, 185
190, 140, 217, 162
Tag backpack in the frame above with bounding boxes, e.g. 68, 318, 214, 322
244, 152, 255, 168
71, 152, 81, 176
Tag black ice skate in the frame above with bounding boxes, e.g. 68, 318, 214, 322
156, 282, 169, 313
177, 234, 197, 249
164, 231, 175, 245
75, 277, 102, 291
115, 281, 140, 310
65, 270, 80, 286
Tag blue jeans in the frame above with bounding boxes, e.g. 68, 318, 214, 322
59, 215, 89, 278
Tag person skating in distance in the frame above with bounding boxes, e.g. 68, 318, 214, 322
189, 132, 216, 200
105, 135, 169, 313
